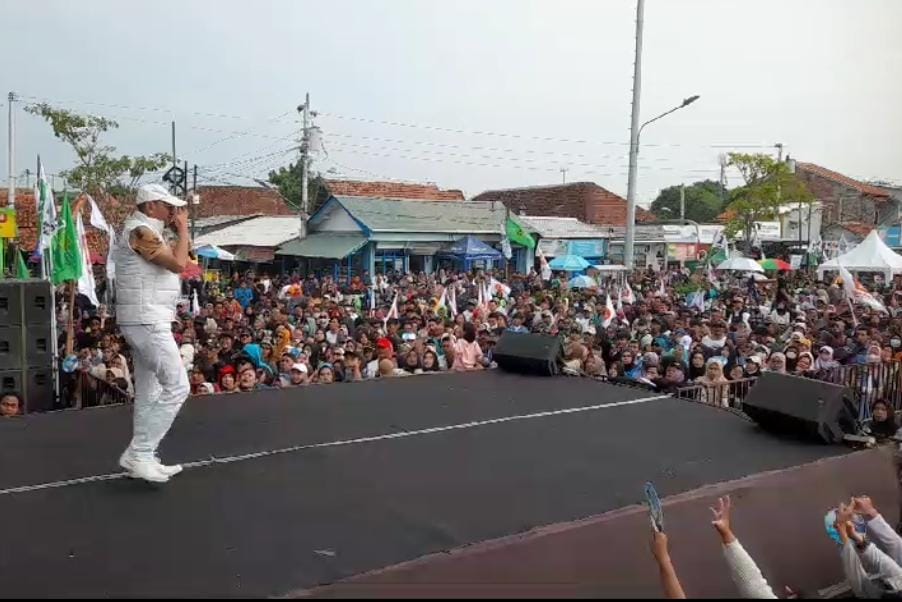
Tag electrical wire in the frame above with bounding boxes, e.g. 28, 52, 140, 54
318, 111, 777, 150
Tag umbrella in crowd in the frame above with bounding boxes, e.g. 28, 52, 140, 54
549, 254, 590, 272
715, 257, 765, 273
568, 275, 597, 289
758, 258, 793, 271
195, 244, 236, 261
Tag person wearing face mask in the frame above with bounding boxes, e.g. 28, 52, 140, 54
890, 336, 902, 361
784, 345, 800, 372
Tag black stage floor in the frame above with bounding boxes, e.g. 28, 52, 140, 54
0, 372, 843, 598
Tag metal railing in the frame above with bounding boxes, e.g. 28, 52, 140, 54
817, 361, 902, 411
72, 372, 132, 409
675, 377, 758, 409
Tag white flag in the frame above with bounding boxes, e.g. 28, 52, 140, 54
36, 159, 58, 252
602, 294, 615, 328
192, 289, 201, 316
622, 279, 635, 304
85, 194, 116, 280
75, 213, 99, 307
449, 284, 458, 317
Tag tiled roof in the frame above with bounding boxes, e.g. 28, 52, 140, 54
333, 196, 504, 234
470, 181, 654, 226
517, 216, 611, 239
194, 216, 300, 248
324, 179, 464, 201
831, 222, 874, 238
796, 163, 890, 198
196, 186, 295, 217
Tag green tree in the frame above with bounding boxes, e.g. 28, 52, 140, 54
724, 153, 814, 247
650, 180, 724, 223
25, 103, 170, 197
267, 162, 325, 214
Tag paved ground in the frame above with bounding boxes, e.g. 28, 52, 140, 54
0, 372, 844, 597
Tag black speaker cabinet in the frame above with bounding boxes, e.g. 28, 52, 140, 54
0, 367, 54, 414
493, 332, 563, 377
743, 371, 856, 443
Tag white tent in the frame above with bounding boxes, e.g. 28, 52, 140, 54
817, 230, 902, 280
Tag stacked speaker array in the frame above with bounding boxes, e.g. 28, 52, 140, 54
0, 280, 55, 413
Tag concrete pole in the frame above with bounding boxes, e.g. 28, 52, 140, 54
7, 92, 15, 206
623, 0, 645, 269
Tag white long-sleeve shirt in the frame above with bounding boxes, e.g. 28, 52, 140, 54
722, 540, 777, 599
866, 514, 902, 566
841, 539, 902, 598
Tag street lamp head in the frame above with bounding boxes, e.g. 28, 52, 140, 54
681, 95, 700, 107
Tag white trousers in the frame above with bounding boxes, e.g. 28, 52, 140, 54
120, 323, 189, 463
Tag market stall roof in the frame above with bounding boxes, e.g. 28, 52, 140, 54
276, 233, 368, 259
194, 216, 299, 248
438, 235, 502, 259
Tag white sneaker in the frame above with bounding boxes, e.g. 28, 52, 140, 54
153, 455, 183, 478
119, 452, 169, 484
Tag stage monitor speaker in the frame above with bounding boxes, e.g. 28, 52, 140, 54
494, 332, 563, 377
742, 371, 856, 443
0, 367, 54, 414
0, 279, 52, 326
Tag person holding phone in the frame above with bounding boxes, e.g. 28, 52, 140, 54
113, 184, 191, 484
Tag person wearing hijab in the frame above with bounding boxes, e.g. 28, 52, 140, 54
870, 399, 898, 439
815, 346, 840, 372
794, 351, 815, 376
767, 352, 787, 373
699, 359, 730, 407
688, 351, 707, 382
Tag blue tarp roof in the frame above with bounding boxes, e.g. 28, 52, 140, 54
439, 235, 503, 259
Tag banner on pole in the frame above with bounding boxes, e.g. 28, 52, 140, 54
0, 208, 18, 239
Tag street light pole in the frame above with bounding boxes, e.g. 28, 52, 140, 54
623, 93, 700, 267
623, 0, 644, 270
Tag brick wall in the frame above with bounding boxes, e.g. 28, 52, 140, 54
796, 171, 882, 225
325, 180, 465, 201
471, 182, 651, 227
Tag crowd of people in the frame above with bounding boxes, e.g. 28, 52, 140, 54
651, 493, 902, 599
8, 260, 902, 419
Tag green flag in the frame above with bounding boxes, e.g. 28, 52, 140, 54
51, 194, 83, 285
16, 250, 29, 279
505, 217, 535, 250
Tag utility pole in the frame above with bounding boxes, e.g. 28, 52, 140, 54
560, 167, 568, 184
191, 164, 198, 242
172, 121, 177, 169
679, 184, 686, 221
298, 93, 310, 239
7, 92, 16, 207
623, 0, 645, 269
718, 154, 727, 206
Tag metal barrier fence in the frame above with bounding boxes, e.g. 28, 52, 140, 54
71, 372, 132, 409
675, 377, 757, 409
818, 361, 902, 412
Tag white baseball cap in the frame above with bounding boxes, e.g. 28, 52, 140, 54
136, 183, 187, 207
290, 363, 308, 373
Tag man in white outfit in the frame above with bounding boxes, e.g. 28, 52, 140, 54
115, 184, 191, 483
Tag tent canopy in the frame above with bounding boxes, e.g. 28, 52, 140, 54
818, 230, 902, 280
438, 235, 502, 260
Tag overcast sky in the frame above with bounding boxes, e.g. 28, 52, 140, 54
3, 0, 901, 205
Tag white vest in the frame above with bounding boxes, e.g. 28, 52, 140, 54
114, 211, 181, 325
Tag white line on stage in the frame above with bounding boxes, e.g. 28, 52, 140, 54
0, 394, 670, 497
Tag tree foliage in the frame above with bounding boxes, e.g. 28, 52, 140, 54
723, 152, 814, 242
267, 161, 325, 214
649, 180, 724, 223
25, 103, 170, 197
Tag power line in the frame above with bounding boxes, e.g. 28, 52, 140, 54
318, 111, 777, 150
17, 93, 290, 122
